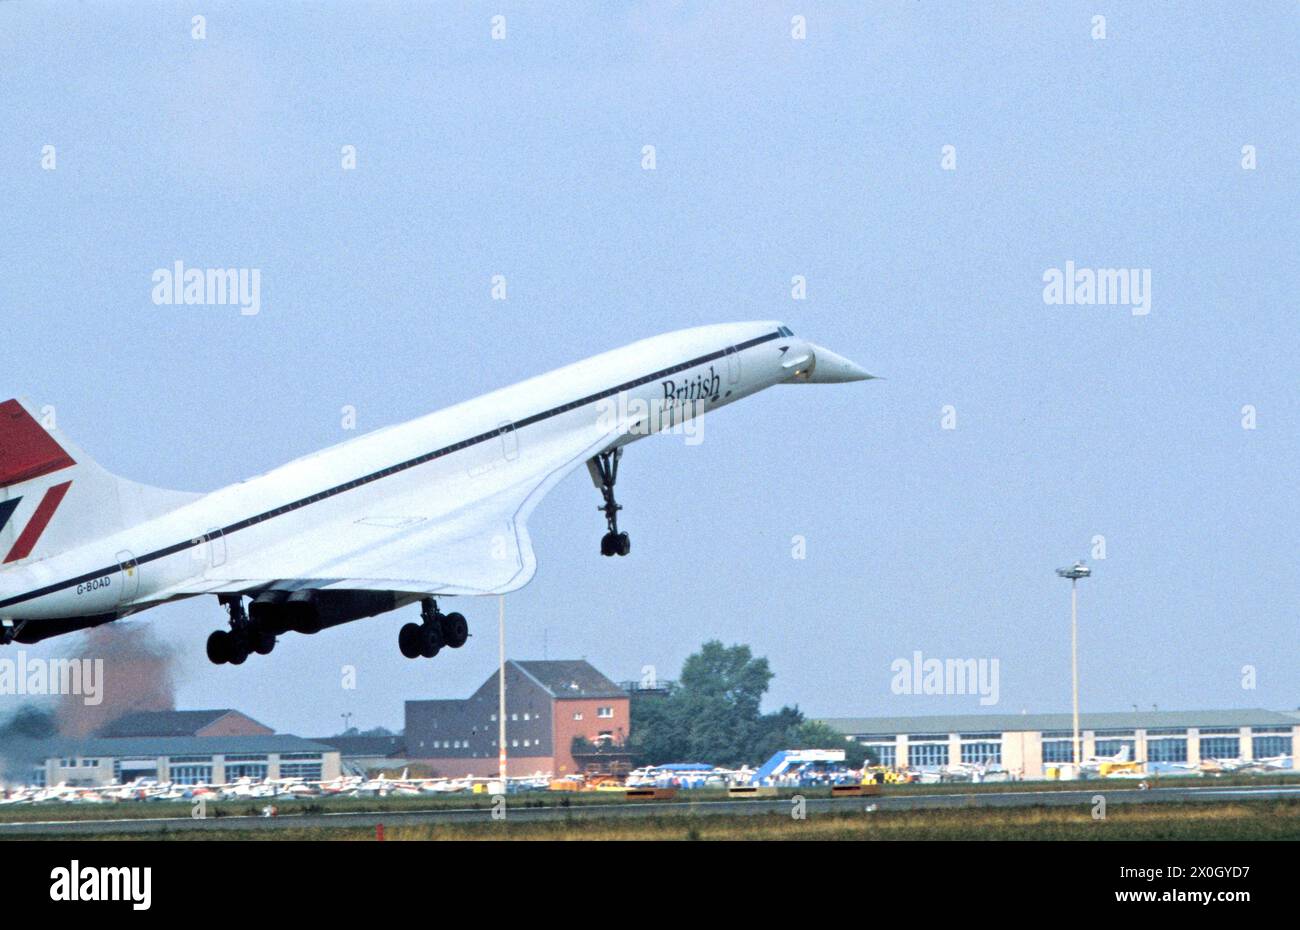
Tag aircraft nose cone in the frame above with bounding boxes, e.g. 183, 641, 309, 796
806, 344, 875, 383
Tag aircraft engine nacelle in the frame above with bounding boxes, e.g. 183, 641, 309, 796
249, 590, 398, 635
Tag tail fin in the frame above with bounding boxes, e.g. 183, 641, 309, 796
0, 398, 199, 567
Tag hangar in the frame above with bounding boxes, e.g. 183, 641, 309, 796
19, 709, 340, 787
28, 734, 341, 787
817, 708, 1298, 778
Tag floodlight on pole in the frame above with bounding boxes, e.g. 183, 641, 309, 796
1055, 560, 1091, 772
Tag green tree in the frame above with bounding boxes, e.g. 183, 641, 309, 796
789, 720, 873, 768
678, 640, 772, 715
630, 641, 824, 767
748, 705, 806, 762
627, 689, 686, 765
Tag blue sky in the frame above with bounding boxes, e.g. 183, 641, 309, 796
2, 2, 1296, 735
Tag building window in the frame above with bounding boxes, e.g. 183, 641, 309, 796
1147, 738, 1187, 762
1200, 737, 1240, 760
908, 743, 948, 768
226, 762, 268, 780
1253, 736, 1291, 758
280, 763, 322, 780
597, 706, 614, 718
170, 764, 213, 785
1094, 739, 1135, 759
573, 712, 583, 721
1042, 740, 1075, 763
864, 743, 896, 767
280, 753, 323, 781
80, 758, 99, 767
960, 742, 1001, 764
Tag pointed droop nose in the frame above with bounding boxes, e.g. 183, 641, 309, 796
800, 343, 875, 383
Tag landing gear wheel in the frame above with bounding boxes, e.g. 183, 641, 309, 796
252, 630, 276, 656
209, 595, 257, 666
440, 612, 469, 649
616, 532, 630, 556
206, 629, 231, 665
227, 638, 250, 665
420, 622, 444, 658
600, 532, 617, 557
398, 622, 424, 659
403, 599, 463, 658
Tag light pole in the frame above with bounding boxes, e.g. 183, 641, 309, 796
498, 595, 507, 789
1055, 561, 1091, 772
341, 711, 352, 733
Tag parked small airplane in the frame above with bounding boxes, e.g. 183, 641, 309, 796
1066, 745, 1145, 777
0, 322, 870, 664
1198, 755, 1290, 775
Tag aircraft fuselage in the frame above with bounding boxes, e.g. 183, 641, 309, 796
0, 321, 851, 640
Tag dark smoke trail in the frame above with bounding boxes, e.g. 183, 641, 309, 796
55, 621, 179, 738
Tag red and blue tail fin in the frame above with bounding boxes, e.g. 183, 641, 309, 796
0, 399, 199, 567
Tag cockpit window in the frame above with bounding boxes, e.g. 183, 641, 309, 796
777, 326, 794, 337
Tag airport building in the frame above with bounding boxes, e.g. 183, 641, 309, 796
23, 709, 341, 787
817, 709, 1298, 779
31, 735, 341, 787
309, 734, 407, 775
406, 659, 631, 778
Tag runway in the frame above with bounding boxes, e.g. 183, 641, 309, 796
2, 783, 1297, 836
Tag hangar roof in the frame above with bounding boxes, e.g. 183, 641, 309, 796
312, 735, 406, 757
818, 709, 1299, 736
32, 734, 336, 758
96, 709, 270, 738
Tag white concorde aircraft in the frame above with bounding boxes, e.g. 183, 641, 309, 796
0, 322, 871, 664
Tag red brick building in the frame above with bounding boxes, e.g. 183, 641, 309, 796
406, 660, 631, 778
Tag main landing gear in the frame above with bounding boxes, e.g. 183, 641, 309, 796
595, 448, 631, 557
398, 598, 469, 660
206, 595, 275, 666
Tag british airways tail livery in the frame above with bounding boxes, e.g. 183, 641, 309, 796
0, 322, 871, 665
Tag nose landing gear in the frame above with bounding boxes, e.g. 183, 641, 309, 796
398, 598, 469, 659
594, 448, 630, 557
